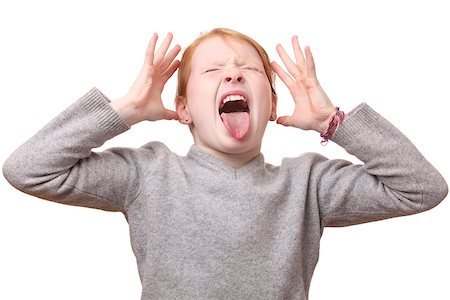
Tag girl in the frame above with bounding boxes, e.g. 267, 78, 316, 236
3, 28, 447, 299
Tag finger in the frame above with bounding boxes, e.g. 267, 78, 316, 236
163, 109, 179, 120
276, 43, 302, 79
305, 46, 317, 79
276, 115, 294, 127
292, 36, 307, 74
144, 33, 158, 65
271, 61, 294, 88
154, 32, 174, 66
161, 60, 180, 84
160, 44, 181, 72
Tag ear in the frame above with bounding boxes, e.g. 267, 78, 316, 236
269, 94, 277, 121
175, 96, 192, 124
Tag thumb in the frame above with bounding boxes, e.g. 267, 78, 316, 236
276, 115, 295, 127
163, 109, 179, 120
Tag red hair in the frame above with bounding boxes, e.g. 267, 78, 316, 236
177, 28, 276, 101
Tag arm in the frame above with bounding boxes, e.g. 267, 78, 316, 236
3, 89, 133, 211
314, 102, 447, 226
2, 33, 181, 212
272, 36, 448, 226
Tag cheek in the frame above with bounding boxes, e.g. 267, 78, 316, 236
186, 90, 216, 125
253, 81, 273, 117
187, 76, 220, 113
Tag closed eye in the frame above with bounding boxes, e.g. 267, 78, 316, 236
204, 69, 219, 73
244, 66, 263, 73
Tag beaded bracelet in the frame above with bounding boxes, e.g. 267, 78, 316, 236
320, 107, 345, 145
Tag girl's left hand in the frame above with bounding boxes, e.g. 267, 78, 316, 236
272, 36, 336, 133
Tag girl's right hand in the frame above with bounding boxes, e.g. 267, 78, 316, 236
110, 33, 181, 126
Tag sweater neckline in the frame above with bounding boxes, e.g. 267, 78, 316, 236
186, 145, 265, 178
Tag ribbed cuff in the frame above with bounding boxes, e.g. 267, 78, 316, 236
79, 87, 130, 137
331, 102, 382, 148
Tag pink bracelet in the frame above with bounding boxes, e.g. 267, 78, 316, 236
320, 107, 345, 145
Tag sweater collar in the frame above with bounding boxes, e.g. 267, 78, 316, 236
186, 144, 265, 178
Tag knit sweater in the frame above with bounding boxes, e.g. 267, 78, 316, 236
3, 88, 448, 299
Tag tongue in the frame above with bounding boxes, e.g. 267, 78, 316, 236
221, 112, 250, 140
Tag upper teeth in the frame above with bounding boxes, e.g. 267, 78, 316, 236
223, 95, 245, 103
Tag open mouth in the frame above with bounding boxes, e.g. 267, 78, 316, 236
219, 94, 250, 140
219, 95, 249, 114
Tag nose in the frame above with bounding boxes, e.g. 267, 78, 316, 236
224, 68, 244, 83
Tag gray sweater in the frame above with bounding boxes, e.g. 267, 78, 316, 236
3, 88, 448, 299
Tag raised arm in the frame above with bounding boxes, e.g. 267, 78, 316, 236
2, 33, 181, 212
272, 36, 448, 226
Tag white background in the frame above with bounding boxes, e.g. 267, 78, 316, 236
1, 0, 449, 299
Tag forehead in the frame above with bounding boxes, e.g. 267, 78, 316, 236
191, 36, 263, 68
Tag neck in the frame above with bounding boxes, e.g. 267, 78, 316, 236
195, 143, 261, 169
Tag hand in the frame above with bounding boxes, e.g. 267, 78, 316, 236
110, 33, 181, 126
271, 36, 336, 133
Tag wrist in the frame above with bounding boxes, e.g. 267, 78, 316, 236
319, 107, 346, 145
109, 97, 142, 126
316, 114, 334, 133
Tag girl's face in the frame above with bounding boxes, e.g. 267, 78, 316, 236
179, 37, 275, 157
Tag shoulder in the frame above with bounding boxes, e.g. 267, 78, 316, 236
140, 141, 173, 156
280, 152, 329, 170
100, 141, 179, 167
278, 152, 353, 180
261, 152, 330, 182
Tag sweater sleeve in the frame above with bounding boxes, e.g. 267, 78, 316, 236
2, 88, 142, 212
314, 103, 448, 227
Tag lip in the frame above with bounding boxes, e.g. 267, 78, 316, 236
218, 90, 250, 111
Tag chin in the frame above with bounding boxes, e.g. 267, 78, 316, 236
217, 133, 262, 155
193, 121, 264, 156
